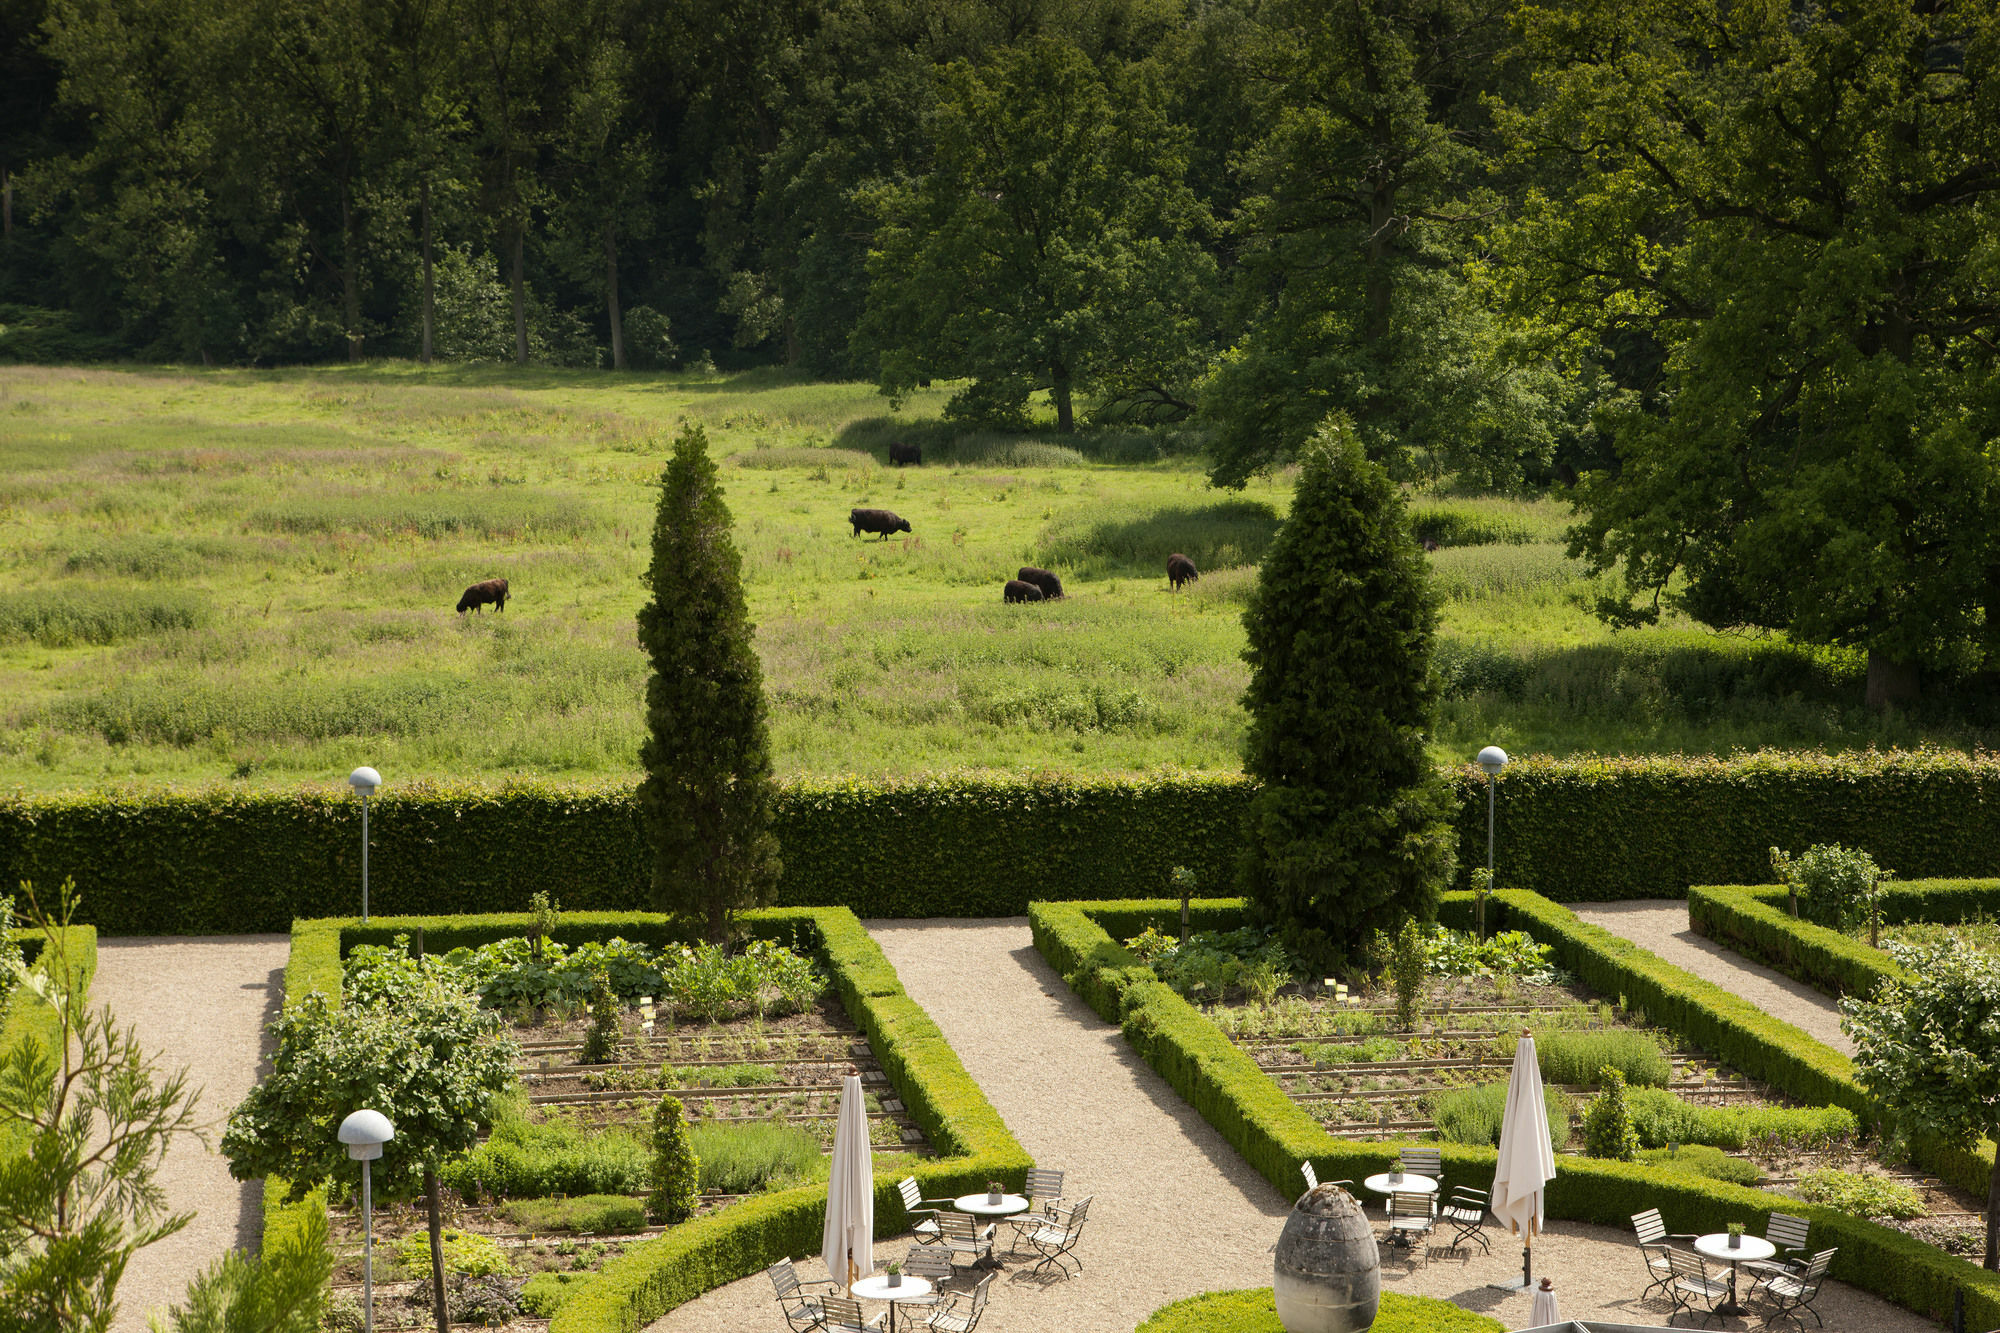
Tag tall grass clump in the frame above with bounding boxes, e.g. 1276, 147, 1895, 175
440, 1106, 649, 1200
1625, 1088, 1858, 1151
1527, 1028, 1672, 1088
0, 588, 210, 646
1408, 502, 1548, 547
687, 1120, 822, 1194
500, 1194, 648, 1234
1428, 1081, 1572, 1151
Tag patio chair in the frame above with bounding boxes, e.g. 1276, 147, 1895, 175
1396, 1147, 1443, 1183
1751, 1247, 1836, 1331
1631, 1208, 1698, 1299
919, 1272, 993, 1332
768, 1257, 837, 1332
820, 1294, 885, 1333
1439, 1185, 1490, 1254
1743, 1211, 1812, 1281
898, 1245, 956, 1307
1385, 1191, 1436, 1251
1663, 1248, 1729, 1328
898, 1176, 957, 1247
935, 1211, 995, 1268
1006, 1166, 1067, 1255
1021, 1195, 1092, 1278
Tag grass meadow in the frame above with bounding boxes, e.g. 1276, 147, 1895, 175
0, 362, 1989, 791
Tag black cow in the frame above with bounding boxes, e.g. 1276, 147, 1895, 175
1017, 566, 1064, 600
457, 577, 509, 614
1003, 579, 1045, 604
889, 441, 923, 467
849, 507, 912, 540
1166, 553, 1199, 591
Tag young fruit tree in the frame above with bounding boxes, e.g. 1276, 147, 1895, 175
1236, 416, 1457, 964
1841, 941, 2000, 1270
222, 970, 518, 1333
636, 421, 782, 942
0, 882, 204, 1332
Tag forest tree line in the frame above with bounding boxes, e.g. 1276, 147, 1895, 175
1, 0, 1997, 700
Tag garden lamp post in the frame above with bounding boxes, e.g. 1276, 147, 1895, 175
348, 767, 381, 921
1477, 746, 1509, 937
338, 1109, 395, 1333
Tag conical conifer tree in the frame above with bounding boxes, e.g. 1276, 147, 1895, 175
636, 422, 781, 942
1237, 416, 1456, 964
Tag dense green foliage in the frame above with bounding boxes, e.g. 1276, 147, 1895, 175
687, 1121, 822, 1196
1624, 1089, 1857, 1154
1427, 1081, 1572, 1153
638, 423, 781, 941
441, 1105, 650, 1201
1797, 1168, 1927, 1222
146, 1206, 331, 1333
1031, 892, 2000, 1327
1133, 1288, 1503, 1333
1636, 1144, 1761, 1188
1771, 843, 1889, 933
646, 1097, 699, 1224
1532, 1029, 1670, 1089
1582, 1068, 1641, 1161
500, 1195, 649, 1235
1238, 423, 1455, 962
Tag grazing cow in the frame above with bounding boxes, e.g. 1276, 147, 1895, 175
1017, 566, 1064, 600
1166, 553, 1199, 591
1421, 538, 1440, 553
850, 507, 912, 540
457, 577, 509, 614
889, 441, 923, 467
1003, 579, 1045, 604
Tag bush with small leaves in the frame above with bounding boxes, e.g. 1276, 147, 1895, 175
581, 969, 620, 1065
647, 1096, 700, 1224
1582, 1066, 1641, 1161
1389, 918, 1428, 1030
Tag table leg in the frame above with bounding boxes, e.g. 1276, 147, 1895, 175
1713, 1259, 1745, 1317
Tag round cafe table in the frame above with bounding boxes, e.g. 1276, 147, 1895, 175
1361, 1172, 1437, 1208
954, 1193, 1029, 1268
1694, 1232, 1776, 1316
851, 1272, 933, 1333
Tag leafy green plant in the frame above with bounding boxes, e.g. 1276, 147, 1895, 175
148, 1205, 331, 1333
440, 1104, 649, 1200
688, 1120, 824, 1194
518, 1272, 590, 1319
1426, 1081, 1572, 1151
1624, 1088, 1857, 1152
647, 1096, 700, 1223
500, 1195, 648, 1235
1636, 1144, 1761, 1187
1772, 843, 1888, 933
1795, 1168, 1925, 1221
1122, 925, 1295, 1001
580, 969, 620, 1065
392, 1230, 514, 1281
1389, 918, 1428, 1030
1582, 1066, 1640, 1161
1529, 1028, 1671, 1088
1298, 1037, 1402, 1064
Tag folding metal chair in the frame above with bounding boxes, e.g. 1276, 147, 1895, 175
898, 1244, 955, 1308
1020, 1195, 1091, 1277
1440, 1185, 1490, 1253
897, 1176, 955, 1247
821, 1294, 885, 1332
1006, 1166, 1066, 1255
767, 1256, 836, 1332
918, 1271, 992, 1331
1664, 1248, 1729, 1328
1385, 1191, 1436, 1251
1752, 1247, 1836, 1331
1743, 1210, 1812, 1281
935, 1211, 995, 1269
1631, 1207, 1697, 1300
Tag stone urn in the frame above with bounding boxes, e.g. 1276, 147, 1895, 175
1274, 1183, 1381, 1333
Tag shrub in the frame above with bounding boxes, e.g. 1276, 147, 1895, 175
1135, 1287, 1504, 1333
1423, 927, 1557, 982
1625, 1088, 1858, 1152
1122, 925, 1294, 1002
519, 1272, 590, 1318
1771, 843, 1888, 933
647, 1096, 699, 1222
1389, 918, 1428, 1031
1531, 1028, 1672, 1088
500, 1195, 649, 1235
441, 1107, 649, 1201
1795, 1168, 1926, 1221
687, 1120, 823, 1195
391, 1229, 514, 1281
1637, 1144, 1762, 1186
1583, 1067, 1641, 1161
1428, 1081, 1572, 1152
580, 969, 619, 1065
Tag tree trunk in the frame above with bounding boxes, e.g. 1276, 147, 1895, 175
427, 1167, 450, 1333
605, 221, 625, 371
511, 224, 529, 364
341, 187, 364, 362
421, 175, 435, 366
1865, 649, 1921, 710
1051, 362, 1074, 433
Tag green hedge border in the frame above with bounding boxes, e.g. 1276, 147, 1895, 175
257, 909, 1028, 1333
1030, 893, 2000, 1327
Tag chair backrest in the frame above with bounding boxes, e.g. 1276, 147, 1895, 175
1060, 1195, 1093, 1233
768, 1258, 803, 1299
905, 1244, 954, 1282
1398, 1148, 1442, 1178
1666, 1248, 1709, 1281
1765, 1210, 1810, 1251
1025, 1166, 1065, 1202
898, 1177, 924, 1212
1799, 1248, 1837, 1285
1301, 1160, 1319, 1191
822, 1295, 869, 1331
1632, 1208, 1666, 1246
1389, 1191, 1432, 1221
968, 1272, 994, 1312
938, 1211, 983, 1242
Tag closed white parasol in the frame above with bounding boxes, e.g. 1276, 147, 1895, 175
822, 1069, 874, 1289
1488, 1031, 1558, 1292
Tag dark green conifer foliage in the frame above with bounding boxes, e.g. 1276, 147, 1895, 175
1237, 417, 1456, 964
637, 423, 781, 943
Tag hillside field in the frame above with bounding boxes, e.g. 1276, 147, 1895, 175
0, 363, 1983, 791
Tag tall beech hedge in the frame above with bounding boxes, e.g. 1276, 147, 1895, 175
11, 749, 2000, 934
1032, 894, 2000, 1328
259, 907, 1027, 1333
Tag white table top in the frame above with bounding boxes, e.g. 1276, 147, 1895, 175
1695, 1233, 1776, 1263
852, 1274, 934, 1302
1362, 1172, 1437, 1196
954, 1192, 1029, 1216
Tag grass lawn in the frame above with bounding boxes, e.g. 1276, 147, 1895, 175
0, 362, 1985, 790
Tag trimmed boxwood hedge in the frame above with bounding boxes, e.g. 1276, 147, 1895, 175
1032, 894, 2000, 1329
17, 750, 2000, 934
258, 907, 1028, 1333
1134, 1287, 1503, 1333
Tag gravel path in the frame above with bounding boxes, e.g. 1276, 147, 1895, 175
645, 918, 1932, 1333
1570, 899, 1855, 1055
90, 934, 290, 1333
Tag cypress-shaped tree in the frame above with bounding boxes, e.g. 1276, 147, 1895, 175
1237, 416, 1456, 964
636, 422, 781, 942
